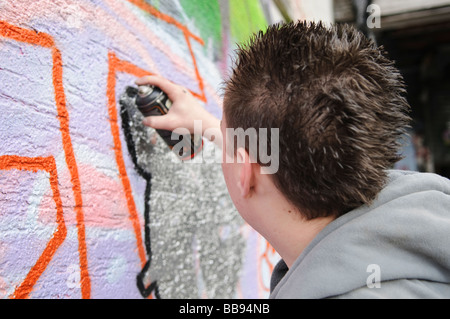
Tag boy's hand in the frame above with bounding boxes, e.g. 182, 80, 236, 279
135, 75, 219, 137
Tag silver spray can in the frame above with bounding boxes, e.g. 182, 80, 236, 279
135, 85, 203, 160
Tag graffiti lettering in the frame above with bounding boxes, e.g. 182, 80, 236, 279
0, 21, 90, 299
0, 0, 280, 299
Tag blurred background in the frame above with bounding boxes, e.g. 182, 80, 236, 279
266, 0, 450, 178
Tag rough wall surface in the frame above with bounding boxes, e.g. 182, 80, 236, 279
0, 0, 281, 299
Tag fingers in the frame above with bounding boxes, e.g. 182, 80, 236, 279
135, 75, 186, 101
136, 75, 197, 133
142, 114, 175, 131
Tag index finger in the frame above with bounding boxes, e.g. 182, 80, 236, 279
135, 75, 181, 100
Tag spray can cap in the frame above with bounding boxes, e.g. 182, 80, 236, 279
138, 85, 154, 97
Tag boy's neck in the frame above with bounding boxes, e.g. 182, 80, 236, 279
250, 187, 335, 268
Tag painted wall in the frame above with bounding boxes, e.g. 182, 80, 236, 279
0, 0, 284, 299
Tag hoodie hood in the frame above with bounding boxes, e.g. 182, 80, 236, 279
270, 170, 450, 298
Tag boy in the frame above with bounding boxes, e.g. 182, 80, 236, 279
136, 21, 450, 298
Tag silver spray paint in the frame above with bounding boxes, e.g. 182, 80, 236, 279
120, 89, 246, 298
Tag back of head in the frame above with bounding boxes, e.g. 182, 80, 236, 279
224, 21, 411, 219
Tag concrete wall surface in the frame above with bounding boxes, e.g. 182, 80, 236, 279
0, 0, 287, 299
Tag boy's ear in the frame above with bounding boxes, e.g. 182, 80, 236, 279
236, 147, 255, 198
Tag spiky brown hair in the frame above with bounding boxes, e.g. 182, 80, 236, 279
223, 21, 411, 219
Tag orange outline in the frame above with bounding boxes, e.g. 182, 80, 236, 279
0, 21, 91, 298
0, 155, 66, 299
107, 51, 150, 267
126, 0, 206, 102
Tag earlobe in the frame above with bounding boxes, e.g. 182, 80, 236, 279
236, 148, 254, 198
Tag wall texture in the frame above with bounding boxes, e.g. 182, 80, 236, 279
0, 0, 285, 299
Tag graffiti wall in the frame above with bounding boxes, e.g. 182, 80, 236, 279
0, 0, 285, 299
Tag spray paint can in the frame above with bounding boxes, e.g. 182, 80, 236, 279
135, 85, 203, 160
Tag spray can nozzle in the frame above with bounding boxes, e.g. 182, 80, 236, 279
134, 85, 202, 160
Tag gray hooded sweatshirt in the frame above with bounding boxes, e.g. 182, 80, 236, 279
270, 170, 450, 298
